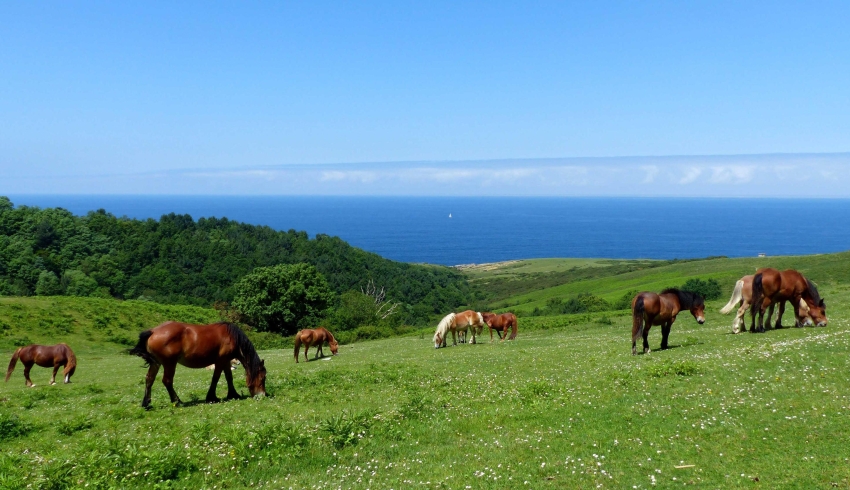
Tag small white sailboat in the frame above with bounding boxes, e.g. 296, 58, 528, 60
449, 213, 452, 218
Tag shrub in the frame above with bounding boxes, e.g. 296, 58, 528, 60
0, 412, 32, 441
35, 271, 62, 296
232, 263, 334, 334
680, 278, 722, 301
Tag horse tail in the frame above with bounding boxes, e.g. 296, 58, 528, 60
294, 334, 302, 363
508, 315, 518, 340
633, 296, 645, 342
5, 347, 22, 382
751, 273, 764, 326
720, 279, 745, 314
129, 330, 157, 366
63, 344, 77, 378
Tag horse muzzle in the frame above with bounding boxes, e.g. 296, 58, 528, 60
697, 317, 705, 324
817, 321, 827, 327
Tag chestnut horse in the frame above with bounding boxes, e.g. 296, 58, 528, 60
294, 327, 339, 363
482, 312, 518, 342
631, 289, 705, 355
750, 268, 826, 333
720, 274, 811, 333
433, 310, 486, 348
130, 321, 266, 408
5, 344, 76, 387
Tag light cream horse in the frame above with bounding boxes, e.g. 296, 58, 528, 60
720, 274, 811, 333
433, 310, 486, 348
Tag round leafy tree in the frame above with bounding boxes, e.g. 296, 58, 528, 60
232, 263, 333, 334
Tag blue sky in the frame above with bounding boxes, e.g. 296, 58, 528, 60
2, 2, 849, 196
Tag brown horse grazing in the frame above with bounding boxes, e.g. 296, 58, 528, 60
5, 344, 77, 387
720, 274, 812, 333
750, 268, 827, 333
482, 312, 518, 342
129, 322, 266, 408
631, 289, 705, 355
433, 310, 487, 348
294, 327, 339, 363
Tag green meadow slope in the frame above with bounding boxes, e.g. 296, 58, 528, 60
467, 252, 850, 314
1, 252, 849, 488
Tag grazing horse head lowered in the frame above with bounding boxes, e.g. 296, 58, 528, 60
631, 288, 706, 355
5, 343, 77, 387
129, 321, 267, 409
750, 269, 827, 333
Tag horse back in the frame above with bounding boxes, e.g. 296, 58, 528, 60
148, 322, 236, 368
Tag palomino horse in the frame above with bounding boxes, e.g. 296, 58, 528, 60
294, 327, 339, 363
482, 312, 518, 342
5, 344, 76, 387
631, 289, 705, 355
750, 268, 826, 333
720, 274, 811, 333
433, 310, 486, 348
130, 322, 266, 408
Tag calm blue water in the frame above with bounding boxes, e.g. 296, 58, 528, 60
7, 195, 850, 265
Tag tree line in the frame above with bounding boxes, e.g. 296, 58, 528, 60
0, 197, 473, 328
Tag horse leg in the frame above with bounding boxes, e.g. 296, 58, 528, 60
206, 366, 223, 403
142, 363, 160, 408
161, 363, 182, 406
304, 345, 310, 362
23, 362, 34, 387
734, 300, 749, 334
774, 302, 785, 329
317, 344, 324, 359
758, 298, 772, 333
660, 322, 672, 350
223, 366, 240, 400
50, 364, 60, 385
642, 317, 652, 354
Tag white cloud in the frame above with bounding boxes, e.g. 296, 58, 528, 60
641, 165, 660, 183
678, 167, 703, 184
709, 165, 755, 184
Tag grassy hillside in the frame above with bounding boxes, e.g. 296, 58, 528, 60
1, 252, 850, 488
469, 252, 850, 314
0, 297, 219, 354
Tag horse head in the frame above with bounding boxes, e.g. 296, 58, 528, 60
794, 298, 813, 327
329, 338, 339, 355
806, 298, 827, 327
248, 359, 267, 397
689, 294, 706, 324
434, 332, 443, 349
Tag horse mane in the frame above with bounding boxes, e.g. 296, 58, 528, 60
319, 327, 337, 343
660, 288, 704, 309
434, 313, 456, 343
222, 323, 263, 381
805, 279, 822, 304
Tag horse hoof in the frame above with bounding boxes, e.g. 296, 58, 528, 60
207, 398, 221, 404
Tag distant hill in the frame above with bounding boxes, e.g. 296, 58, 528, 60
0, 197, 472, 323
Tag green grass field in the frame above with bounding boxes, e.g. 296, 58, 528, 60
2, 254, 850, 488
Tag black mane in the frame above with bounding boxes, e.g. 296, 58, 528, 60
660, 288, 704, 309
805, 279, 823, 304
222, 323, 263, 380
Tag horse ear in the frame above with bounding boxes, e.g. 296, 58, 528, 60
819, 299, 825, 307
260, 359, 265, 365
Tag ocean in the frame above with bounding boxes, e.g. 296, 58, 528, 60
6, 195, 850, 265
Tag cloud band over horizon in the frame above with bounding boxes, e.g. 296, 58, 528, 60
5, 153, 850, 198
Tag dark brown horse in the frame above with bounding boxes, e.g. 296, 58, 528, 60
631, 289, 705, 355
750, 268, 826, 333
5, 344, 77, 386
293, 327, 338, 363
130, 322, 266, 408
482, 312, 518, 342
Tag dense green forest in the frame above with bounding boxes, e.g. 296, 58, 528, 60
0, 197, 473, 324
